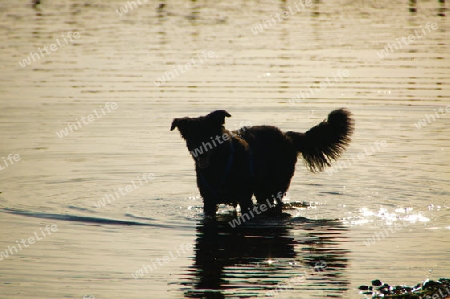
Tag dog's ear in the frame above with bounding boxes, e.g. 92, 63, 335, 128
170, 118, 179, 131
207, 110, 231, 126
171, 117, 192, 138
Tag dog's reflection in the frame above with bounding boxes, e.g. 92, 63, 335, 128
183, 214, 349, 298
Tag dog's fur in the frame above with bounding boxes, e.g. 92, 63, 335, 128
171, 109, 354, 216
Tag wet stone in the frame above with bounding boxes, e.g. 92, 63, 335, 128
372, 279, 383, 287
359, 278, 450, 298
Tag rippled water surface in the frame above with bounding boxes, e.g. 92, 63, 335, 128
0, 0, 449, 298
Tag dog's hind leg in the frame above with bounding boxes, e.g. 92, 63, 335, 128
238, 195, 254, 214
254, 188, 284, 215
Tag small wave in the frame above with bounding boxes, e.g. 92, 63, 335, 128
1, 208, 171, 228
67, 205, 90, 212
124, 212, 155, 221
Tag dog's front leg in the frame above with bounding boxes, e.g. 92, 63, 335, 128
203, 198, 217, 217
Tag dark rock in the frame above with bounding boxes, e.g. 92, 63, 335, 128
372, 279, 383, 287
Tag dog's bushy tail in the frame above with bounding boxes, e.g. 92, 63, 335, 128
286, 108, 354, 172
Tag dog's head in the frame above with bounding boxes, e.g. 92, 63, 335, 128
171, 110, 231, 168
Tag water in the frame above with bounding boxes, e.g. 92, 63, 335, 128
0, 0, 449, 298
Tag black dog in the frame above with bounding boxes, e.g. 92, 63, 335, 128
171, 109, 354, 216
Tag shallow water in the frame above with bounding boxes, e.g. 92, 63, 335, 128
0, 0, 449, 298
